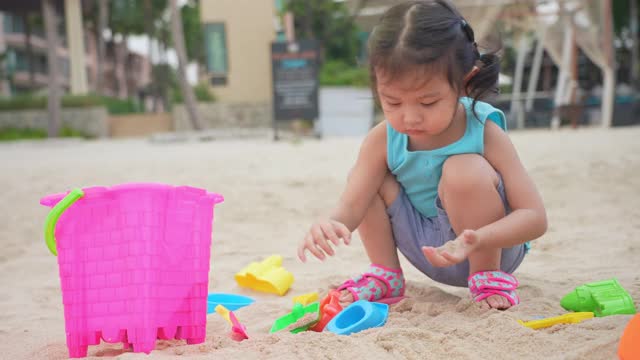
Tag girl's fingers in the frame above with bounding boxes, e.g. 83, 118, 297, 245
422, 246, 455, 267
332, 221, 352, 244
304, 232, 326, 260
440, 250, 462, 264
320, 222, 340, 246
299, 221, 352, 263
311, 225, 333, 257
297, 240, 306, 262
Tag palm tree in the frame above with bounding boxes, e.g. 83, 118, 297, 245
42, 0, 60, 137
170, 0, 203, 130
95, 0, 109, 94
143, 0, 159, 111
22, 12, 35, 87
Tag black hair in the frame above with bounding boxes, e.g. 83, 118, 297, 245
368, 0, 500, 115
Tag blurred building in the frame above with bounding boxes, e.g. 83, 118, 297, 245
200, 0, 278, 104
0, 11, 70, 94
0, 10, 150, 98
197, 0, 502, 105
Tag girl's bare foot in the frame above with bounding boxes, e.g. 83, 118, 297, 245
481, 294, 513, 309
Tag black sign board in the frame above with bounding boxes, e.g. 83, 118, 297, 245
271, 40, 319, 138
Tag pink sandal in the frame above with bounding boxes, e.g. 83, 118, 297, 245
337, 264, 406, 304
468, 270, 520, 306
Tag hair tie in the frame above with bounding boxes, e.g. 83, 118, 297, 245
460, 19, 475, 43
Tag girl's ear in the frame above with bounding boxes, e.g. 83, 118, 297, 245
462, 66, 480, 96
463, 66, 479, 84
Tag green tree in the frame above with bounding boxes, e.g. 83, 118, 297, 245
613, 0, 634, 34
181, 0, 204, 65
108, 0, 167, 98
105, 0, 202, 111
108, 0, 146, 36
286, 0, 361, 65
152, 63, 176, 111
170, 0, 203, 130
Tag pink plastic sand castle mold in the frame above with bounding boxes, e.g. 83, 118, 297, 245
40, 183, 223, 358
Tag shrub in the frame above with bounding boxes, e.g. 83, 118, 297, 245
173, 83, 216, 104
98, 96, 142, 115
0, 95, 47, 110
0, 94, 142, 115
0, 125, 90, 141
319, 60, 369, 87
0, 127, 47, 140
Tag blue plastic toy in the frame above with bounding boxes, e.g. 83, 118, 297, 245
325, 300, 389, 335
207, 293, 255, 313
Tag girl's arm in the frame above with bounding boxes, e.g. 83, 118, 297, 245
330, 121, 390, 231
478, 120, 548, 250
298, 122, 389, 262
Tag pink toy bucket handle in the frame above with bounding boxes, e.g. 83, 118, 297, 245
208, 193, 224, 204
43, 188, 84, 256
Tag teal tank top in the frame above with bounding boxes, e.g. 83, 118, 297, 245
386, 97, 507, 218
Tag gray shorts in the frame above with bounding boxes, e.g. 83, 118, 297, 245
387, 176, 527, 287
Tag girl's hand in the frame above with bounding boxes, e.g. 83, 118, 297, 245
422, 229, 479, 267
297, 219, 352, 262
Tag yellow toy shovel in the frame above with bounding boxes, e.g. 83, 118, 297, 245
518, 312, 594, 330
215, 305, 249, 341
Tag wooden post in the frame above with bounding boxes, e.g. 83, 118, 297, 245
65, 0, 88, 94
568, 23, 580, 128
551, 19, 574, 129
43, 0, 61, 137
96, 0, 108, 95
631, 0, 639, 84
170, 0, 203, 130
601, 0, 616, 128
525, 28, 546, 112
511, 34, 529, 129
284, 12, 295, 43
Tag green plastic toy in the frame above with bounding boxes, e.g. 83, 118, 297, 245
561, 279, 637, 317
44, 188, 84, 256
270, 302, 320, 334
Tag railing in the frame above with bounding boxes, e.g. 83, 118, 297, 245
3, 33, 69, 57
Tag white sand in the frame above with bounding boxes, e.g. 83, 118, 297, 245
0, 126, 638, 359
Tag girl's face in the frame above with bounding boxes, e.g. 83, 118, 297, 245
376, 68, 461, 138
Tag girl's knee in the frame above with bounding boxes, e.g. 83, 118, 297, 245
440, 154, 498, 195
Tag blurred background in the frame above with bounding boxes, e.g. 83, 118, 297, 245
0, 0, 635, 141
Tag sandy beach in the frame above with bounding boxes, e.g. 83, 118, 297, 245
0, 126, 639, 359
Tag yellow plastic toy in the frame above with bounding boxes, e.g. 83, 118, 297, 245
518, 312, 594, 330
215, 305, 248, 341
235, 255, 294, 296
215, 304, 232, 323
293, 292, 318, 306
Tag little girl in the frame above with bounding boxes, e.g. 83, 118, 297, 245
297, 0, 547, 309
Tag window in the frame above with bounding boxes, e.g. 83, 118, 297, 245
14, 50, 29, 72
203, 22, 228, 86
3, 12, 25, 34
5, 47, 48, 75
